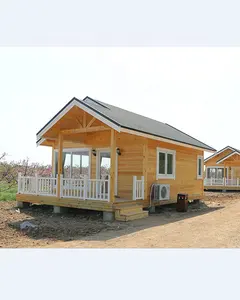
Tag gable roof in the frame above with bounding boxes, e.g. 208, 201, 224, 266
204, 146, 240, 163
37, 96, 216, 152
216, 150, 240, 164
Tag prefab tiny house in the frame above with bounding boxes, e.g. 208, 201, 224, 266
16, 96, 215, 221
204, 146, 240, 191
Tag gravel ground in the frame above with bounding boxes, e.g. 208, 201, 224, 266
1, 192, 240, 248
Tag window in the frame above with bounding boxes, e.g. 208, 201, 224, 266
54, 149, 90, 178
197, 155, 203, 179
156, 148, 176, 179
206, 167, 228, 179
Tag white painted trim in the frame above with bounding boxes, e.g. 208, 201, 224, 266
216, 151, 240, 164
37, 138, 46, 146
204, 146, 236, 162
156, 147, 176, 180
36, 99, 121, 141
121, 128, 214, 153
197, 155, 204, 179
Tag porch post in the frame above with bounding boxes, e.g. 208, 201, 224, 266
57, 133, 63, 198
110, 129, 116, 202
142, 141, 148, 200
223, 163, 226, 186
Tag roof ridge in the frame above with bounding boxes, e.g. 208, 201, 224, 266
83, 96, 110, 110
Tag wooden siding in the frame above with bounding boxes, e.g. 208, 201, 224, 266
205, 148, 233, 167
205, 148, 240, 179
146, 139, 203, 204
116, 132, 144, 199
41, 105, 204, 206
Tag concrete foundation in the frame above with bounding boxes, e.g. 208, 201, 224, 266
16, 201, 30, 208
193, 199, 200, 208
103, 211, 115, 222
149, 206, 156, 213
53, 206, 68, 214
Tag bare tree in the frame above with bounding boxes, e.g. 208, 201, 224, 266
0, 153, 52, 192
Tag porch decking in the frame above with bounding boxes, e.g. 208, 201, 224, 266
16, 173, 148, 221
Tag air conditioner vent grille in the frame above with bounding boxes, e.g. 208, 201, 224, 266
151, 184, 170, 202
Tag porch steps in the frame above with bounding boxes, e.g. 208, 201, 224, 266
115, 204, 148, 222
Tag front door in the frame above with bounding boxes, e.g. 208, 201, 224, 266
96, 149, 118, 195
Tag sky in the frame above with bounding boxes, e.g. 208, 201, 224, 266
0, 47, 240, 165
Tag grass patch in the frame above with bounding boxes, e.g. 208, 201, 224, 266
0, 183, 17, 201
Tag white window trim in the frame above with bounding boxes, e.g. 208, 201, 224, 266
156, 147, 176, 180
197, 155, 204, 179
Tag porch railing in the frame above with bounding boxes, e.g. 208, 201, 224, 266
18, 173, 57, 196
61, 175, 110, 201
204, 177, 240, 186
132, 176, 144, 200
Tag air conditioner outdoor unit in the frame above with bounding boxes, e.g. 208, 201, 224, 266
152, 184, 170, 201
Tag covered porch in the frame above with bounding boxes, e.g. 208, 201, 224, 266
16, 100, 148, 220
204, 150, 240, 191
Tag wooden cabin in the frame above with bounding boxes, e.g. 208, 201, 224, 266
16, 96, 215, 221
204, 146, 240, 191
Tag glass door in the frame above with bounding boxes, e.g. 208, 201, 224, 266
96, 149, 118, 196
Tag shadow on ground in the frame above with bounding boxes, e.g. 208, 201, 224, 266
7, 201, 223, 243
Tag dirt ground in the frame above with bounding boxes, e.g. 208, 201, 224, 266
1, 192, 240, 248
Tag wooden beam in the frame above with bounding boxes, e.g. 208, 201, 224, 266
51, 147, 55, 176
83, 111, 86, 128
61, 126, 110, 135
110, 129, 116, 202
142, 140, 148, 200
57, 133, 63, 198
76, 117, 83, 128
86, 117, 96, 128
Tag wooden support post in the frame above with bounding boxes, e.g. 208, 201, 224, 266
223, 164, 226, 186
142, 141, 148, 200
51, 146, 55, 177
110, 129, 116, 202
57, 133, 63, 198
141, 176, 144, 200
132, 176, 137, 200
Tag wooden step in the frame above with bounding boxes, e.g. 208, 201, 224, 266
115, 210, 148, 222
115, 203, 149, 221
118, 206, 143, 215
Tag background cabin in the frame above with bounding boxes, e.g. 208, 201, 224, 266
17, 96, 215, 221
204, 146, 240, 191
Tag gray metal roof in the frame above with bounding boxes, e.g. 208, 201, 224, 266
79, 96, 216, 152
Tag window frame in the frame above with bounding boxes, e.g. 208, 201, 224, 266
197, 155, 204, 179
53, 148, 91, 178
156, 147, 176, 180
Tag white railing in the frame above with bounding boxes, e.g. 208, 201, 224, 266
18, 173, 57, 196
132, 176, 144, 200
204, 177, 240, 187
61, 175, 110, 201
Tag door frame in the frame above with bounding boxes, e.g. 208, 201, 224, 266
96, 148, 118, 195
